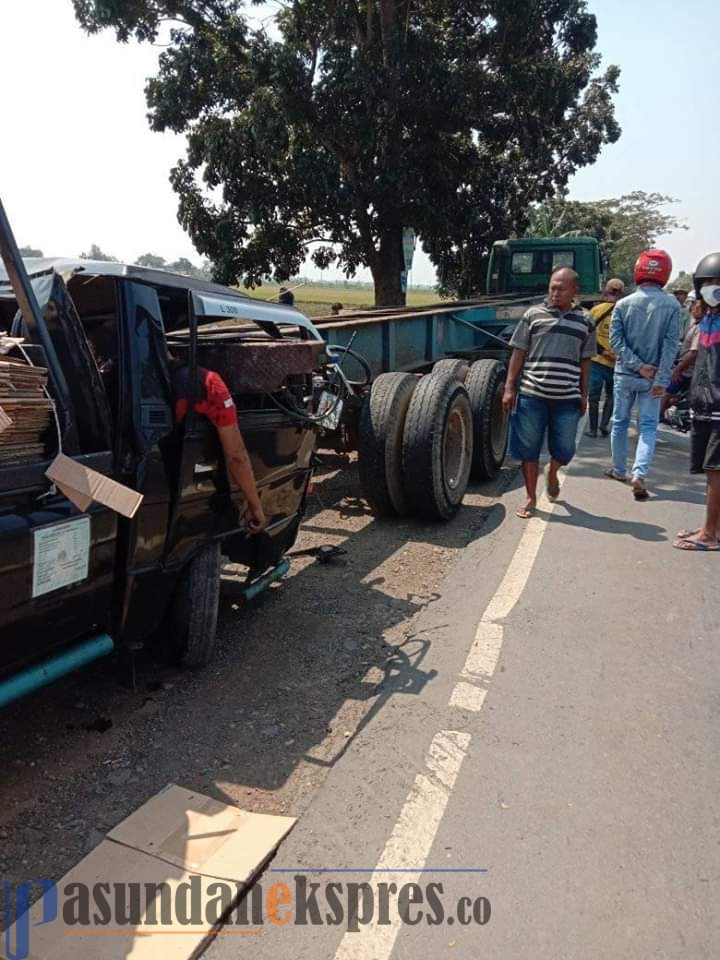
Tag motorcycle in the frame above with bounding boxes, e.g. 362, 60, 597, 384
664, 384, 691, 433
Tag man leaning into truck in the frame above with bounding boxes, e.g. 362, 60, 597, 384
503, 268, 596, 518
172, 362, 266, 533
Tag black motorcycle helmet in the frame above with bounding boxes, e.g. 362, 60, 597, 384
693, 252, 720, 295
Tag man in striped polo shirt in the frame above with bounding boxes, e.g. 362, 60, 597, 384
503, 268, 596, 518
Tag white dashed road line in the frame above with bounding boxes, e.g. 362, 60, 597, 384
333, 468, 566, 960
450, 480, 563, 709
333, 730, 470, 960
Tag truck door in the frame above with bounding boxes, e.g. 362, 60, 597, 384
118, 281, 236, 574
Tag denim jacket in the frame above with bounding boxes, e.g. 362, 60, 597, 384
610, 285, 681, 389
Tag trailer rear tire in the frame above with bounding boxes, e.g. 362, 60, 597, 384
172, 542, 221, 669
430, 358, 470, 382
402, 377, 473, 521
466, 359, 508, 480
358, 372, 418, 517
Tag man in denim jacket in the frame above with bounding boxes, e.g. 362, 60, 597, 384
608, 249, 681, 500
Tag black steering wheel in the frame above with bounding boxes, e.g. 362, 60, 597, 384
326, 344, 372, 388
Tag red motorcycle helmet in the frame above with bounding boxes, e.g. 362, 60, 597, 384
633, 249, 672, 286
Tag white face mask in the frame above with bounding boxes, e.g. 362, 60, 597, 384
700, 284, 720, 307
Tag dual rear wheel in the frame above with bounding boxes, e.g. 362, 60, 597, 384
358, 358, 508, 522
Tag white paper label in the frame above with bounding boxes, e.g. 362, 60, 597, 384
32, 517, 90, 598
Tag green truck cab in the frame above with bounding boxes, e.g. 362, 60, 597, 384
486, 237, 603, 297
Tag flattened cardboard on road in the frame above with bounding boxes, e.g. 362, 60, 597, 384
7, 784, 295, 960
17, 840, 230, 960
46, 452, 143, 519
108, 784, 296, 882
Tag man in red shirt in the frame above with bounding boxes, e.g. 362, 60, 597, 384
174, 365, 266, 533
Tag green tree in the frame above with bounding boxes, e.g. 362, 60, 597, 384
133, 252, 214, 278
667, 270, 694, 292
79, 243, 118, 262
74, 0, 620, 306
525, 191, 686, 284
166, 257, 195, 275
165, 257, 214, 280
135, 252, 167, 268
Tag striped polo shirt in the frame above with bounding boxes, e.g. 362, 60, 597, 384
510, 302, 596, 400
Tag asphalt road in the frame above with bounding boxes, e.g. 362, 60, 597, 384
206, 424, 720, 960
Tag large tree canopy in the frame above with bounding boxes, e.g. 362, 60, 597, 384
74, 0, 620, 305
79, 243, 118, 262
525, 191, 686, 285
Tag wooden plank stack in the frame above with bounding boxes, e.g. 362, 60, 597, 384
0, 357, 54, 465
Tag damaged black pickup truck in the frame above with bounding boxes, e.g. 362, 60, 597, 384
0, 201, 337, 706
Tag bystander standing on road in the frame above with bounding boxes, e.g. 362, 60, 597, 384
586, 278, 625, 438
607, 249, 681, 501
661, 291, 704, 420
672, 287, 692, 339
674, 253, 720, 552
672, 287, 689, 309
503, 268, 596, 519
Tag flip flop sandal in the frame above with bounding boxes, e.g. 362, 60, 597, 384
676, 528, 701, 540
516, 504, 536, 519
632, 480, 649, 501
544, 465, 560, 501
672, 537, 720, 552
605, 469, 627, 482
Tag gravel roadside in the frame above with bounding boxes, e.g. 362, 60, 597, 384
0, 455, 517, 898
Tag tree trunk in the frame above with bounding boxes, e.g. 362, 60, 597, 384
372, 229, 406, 307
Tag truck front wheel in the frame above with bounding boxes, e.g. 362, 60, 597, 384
171, 542, 221, 669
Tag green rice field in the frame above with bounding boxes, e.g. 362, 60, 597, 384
243, 282, 442, 316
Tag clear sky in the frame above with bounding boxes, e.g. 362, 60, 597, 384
1, 0, 716, 286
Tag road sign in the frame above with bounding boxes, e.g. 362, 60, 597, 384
402, 228, 416, 272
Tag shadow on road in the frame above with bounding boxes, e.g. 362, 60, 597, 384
547, 500, 667, 542
0, 457, 513, 897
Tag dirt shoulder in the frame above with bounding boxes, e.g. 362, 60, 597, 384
0, 456, 517, 893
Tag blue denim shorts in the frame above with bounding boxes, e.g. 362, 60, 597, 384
509, 394, 581, 465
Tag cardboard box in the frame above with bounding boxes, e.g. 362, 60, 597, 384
6, 784, 296, 959
108, 785, 296, 883
0, 404, 11, 435
46, 452, 143, 519
15, 840, 235, 960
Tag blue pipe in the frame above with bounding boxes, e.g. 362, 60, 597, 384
0, 633, 114, 709
244, 558, 290, 602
